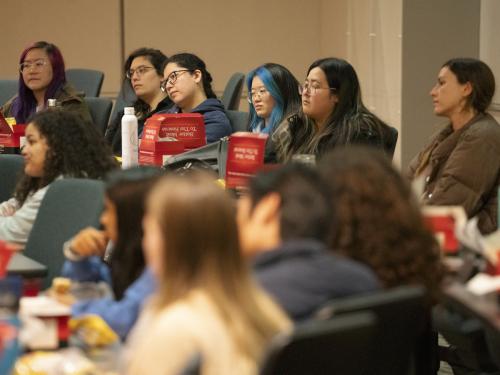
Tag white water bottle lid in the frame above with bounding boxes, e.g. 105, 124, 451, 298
124, 107, 135, 115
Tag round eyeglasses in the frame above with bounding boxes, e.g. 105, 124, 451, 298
126, 65, 155, 80
20, 59, 48, 73
247, 87, 269, 103
298, 82, 336, 96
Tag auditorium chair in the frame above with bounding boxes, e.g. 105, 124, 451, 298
66, 69, 104, 97
221, 73, 245, 111
0, 154, 24, 202
23, 178, 105, 288
260, 311, 377, 375
315, 285, 432, 375
84, 97, 113, 135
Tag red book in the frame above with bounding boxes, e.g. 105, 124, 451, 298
225, 132, 268, 189
0, 241, 14, 278
0, 113, 25, 149
422, 206, 466, 254
139, 115, 186, 166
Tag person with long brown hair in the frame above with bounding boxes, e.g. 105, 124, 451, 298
319, 146, 445, 302
125, 173, 290, 375
407, 58, 500, 234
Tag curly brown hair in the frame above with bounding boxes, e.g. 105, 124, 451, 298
319, 146, 445, 302
15, 110, 118, 205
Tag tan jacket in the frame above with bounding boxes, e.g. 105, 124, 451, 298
125, 289, 290, 375
408, 113, 500, 234
1, 82, 92, 124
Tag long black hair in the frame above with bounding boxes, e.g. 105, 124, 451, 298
165, 53, 217, 99
104, 166, 163, 300
14, 110, 117, 205
442, 58, 495, 113
287, 57, 392, 159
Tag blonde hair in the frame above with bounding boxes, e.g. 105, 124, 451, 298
147, 172, 289, 361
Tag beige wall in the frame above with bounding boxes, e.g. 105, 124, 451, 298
401, 0, 480, 168
480, 0, 500, 109
124, 0, 322, 97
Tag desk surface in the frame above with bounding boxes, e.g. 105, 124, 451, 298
7, 253, 48, 278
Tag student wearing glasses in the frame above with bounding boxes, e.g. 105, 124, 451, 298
160, 53, 232, 143
105, 48, 173, 155
246, 63, 301, 162
1, 41, 92, 125
282, 57, 393, 161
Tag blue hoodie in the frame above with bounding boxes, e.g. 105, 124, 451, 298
163, 98, 232, 143
253, 239, 380, 322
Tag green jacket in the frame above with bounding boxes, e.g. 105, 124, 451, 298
1, 82, 92, 124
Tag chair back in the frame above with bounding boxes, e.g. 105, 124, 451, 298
435, 282, 500, 373
84, 97, 113, 135
23, 178, 105, 288
0, 155, 24, 202
316, 286, 428, 375
226, 110, 249, 133
66, 69, 104, 97
260, 312, 377, 375
386, 126, 399, 159
110, 82, 137, 126
0, 80, 17, 106
221, 73, 245, 111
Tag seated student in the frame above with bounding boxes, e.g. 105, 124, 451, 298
105, 48, 173, 155
236, 163, 379, 322
61, 167, 161, 340
1, 41, 92, 124
126, 173, 290, 375
160, 53, 232, 143
246, 63, 301, 162
319, 147, 445, 302
282, 57, 394, 161
407, 58, 500, 234
0, 110, 117, 246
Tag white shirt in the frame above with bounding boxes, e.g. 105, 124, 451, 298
0, 185, 50, 245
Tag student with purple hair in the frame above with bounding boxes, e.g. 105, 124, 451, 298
1, 41, 92, 124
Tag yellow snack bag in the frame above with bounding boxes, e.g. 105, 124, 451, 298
69, 315, 118, 347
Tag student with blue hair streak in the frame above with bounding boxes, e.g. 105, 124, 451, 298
246, 63, 301, 162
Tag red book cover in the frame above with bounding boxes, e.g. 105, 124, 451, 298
0, 113, 25, 149
422, 206, 466, 254
151, 113, 206, 149
139, 118, 184, 166
225, 132, 268, 189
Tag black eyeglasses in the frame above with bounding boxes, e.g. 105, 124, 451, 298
161, 69, 193, 91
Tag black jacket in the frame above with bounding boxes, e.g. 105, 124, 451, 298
253, 239, 380, 322
105, 96, 173, 155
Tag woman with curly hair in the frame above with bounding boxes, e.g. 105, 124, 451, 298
0, 110, 117, 245
318, 146, 444, 302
